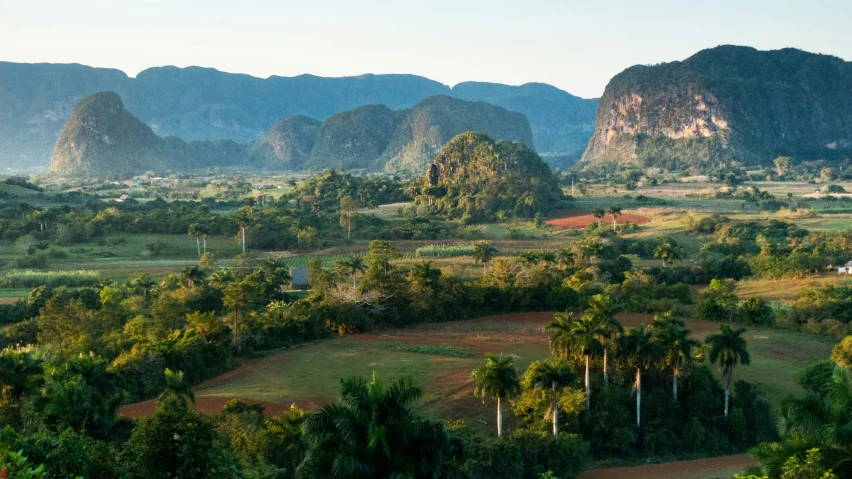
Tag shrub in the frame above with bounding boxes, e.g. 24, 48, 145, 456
0, 270, 101, 288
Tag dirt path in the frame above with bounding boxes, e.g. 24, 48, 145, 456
579, 454, 757, 479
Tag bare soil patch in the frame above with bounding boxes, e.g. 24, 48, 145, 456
548, 213, 651, 229
579, 454, 757, 479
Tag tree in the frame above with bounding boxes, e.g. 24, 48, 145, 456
364, 240, 399, 274
525, 359, 577, 436
188, 223, 202, 257
339, 195, 358, 240
831, 336, 852, 369
654, 239, 682, 267
774, 156, 793, 177
591, 207, 605, 228
244, 196, 256, 216
556, 248, 575, 270
472, 354, 521, 438
617, 326, 662, 428
652, 315, 699, 401
547, 313, 602, 408
473, 241, 498, 271
707, 325, 751, 417
298, 372, 466, 478
334, 255, 366, 288
585, 294, 622, 385
607, 204, 622, 230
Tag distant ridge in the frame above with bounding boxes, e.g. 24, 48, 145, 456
0, 61, 597, 168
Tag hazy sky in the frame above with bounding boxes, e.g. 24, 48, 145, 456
1, 0, 849, 98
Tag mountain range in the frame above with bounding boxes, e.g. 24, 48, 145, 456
0, 61, 598, 169
48, 92, 535, 176
582, 46, 852, 167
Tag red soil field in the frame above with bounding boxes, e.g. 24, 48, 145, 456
547, 213, 651, 229
579, 454, 757, 479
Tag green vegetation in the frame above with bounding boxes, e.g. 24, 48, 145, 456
357, 341, 475, 358
416, 244, 476, 258
0, 270, 100, 288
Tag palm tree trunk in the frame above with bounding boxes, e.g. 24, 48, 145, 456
203, 237, 207, 254
585, 354, 591, 409
497, 397, 503, 438
636, 368, 642, 428
603, 347, 609, 385
552, 380, 559, 436
724, 367, 731, 418
673, 362, 679, 402
196, 236, 201, 257
241, 226, 246, 253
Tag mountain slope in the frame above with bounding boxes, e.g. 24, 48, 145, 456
380, 95, 534, 175
582, 46, 852, 168
248, 115, 321, 169
306, 105, 404, 171
48, 92, 178, 175
451, 82, 598, 157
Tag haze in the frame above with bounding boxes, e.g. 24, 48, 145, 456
1, 0, 850, 98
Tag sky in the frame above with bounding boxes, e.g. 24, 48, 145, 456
0, 0, 850, 98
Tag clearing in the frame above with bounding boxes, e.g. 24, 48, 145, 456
548, 213, 651, 229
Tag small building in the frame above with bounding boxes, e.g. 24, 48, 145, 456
839, 261, 852, 274
290, 267, 309, 290
116, 194, 132, 203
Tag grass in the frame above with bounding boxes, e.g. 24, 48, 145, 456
736, 275, 850, 302
356, 341, 476, 358
415, 244, 475, 258
0, 270, 101, 288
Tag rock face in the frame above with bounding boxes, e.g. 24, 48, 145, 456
380, 95, 534, 175
582, 46, 852, 167
48, 92, 178, 175
248, 115, 321, 169
0, 61, 596, 168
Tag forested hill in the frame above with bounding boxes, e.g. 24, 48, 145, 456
0, 62, 596, 168
582, 46, 852, 168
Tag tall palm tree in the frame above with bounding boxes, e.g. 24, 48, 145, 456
299, 372, 466, 478
160, 368, 195, 404
707, 325, 751, 417
527, 358, 576, 436
473, 241, 498, 271
652, 316, 699, 401
556, 248, 575, 270
472, 354, 521, 438
547, 313, 602, 408
335, 255, 366, 288
411, 260, 441, 291
607, 204, 622, 230
188, 223, 202, 257
592, 207, 605, 228
585, 294, 622, 385
618, 326, 662, 428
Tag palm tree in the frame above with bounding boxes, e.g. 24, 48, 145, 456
188, 223, 202, 257
299, 372, 466, 478
752, 367, 852, 478
472, 354, 521, 438
159, 368, 195, 404
618, 326, 662, 428
607, 204, 622, 230
335, 255, 366, 288
244, 197, 256, 216
652, 316, 699, 401
527, 358, 576, 436
519, 250, 540, 267
547, 313, 602, 408
707, 325, 751, 417
473, 241, 498, 271
556, 248, 575, 270
654, 240, 681, 267
585, 294, 622, 385
592, 207, 605, 228
411, 260, 441, 291
180, 265, 206, 290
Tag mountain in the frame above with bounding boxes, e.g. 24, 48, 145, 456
426, 132, 564, 221
582, 46, 852, 168
0, 61, 596, 169
48, 92, 180, 175
380, 95, 534, 175
248, 115, 321, 169
451, 82, 598, 158
306, 105, 404, 171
